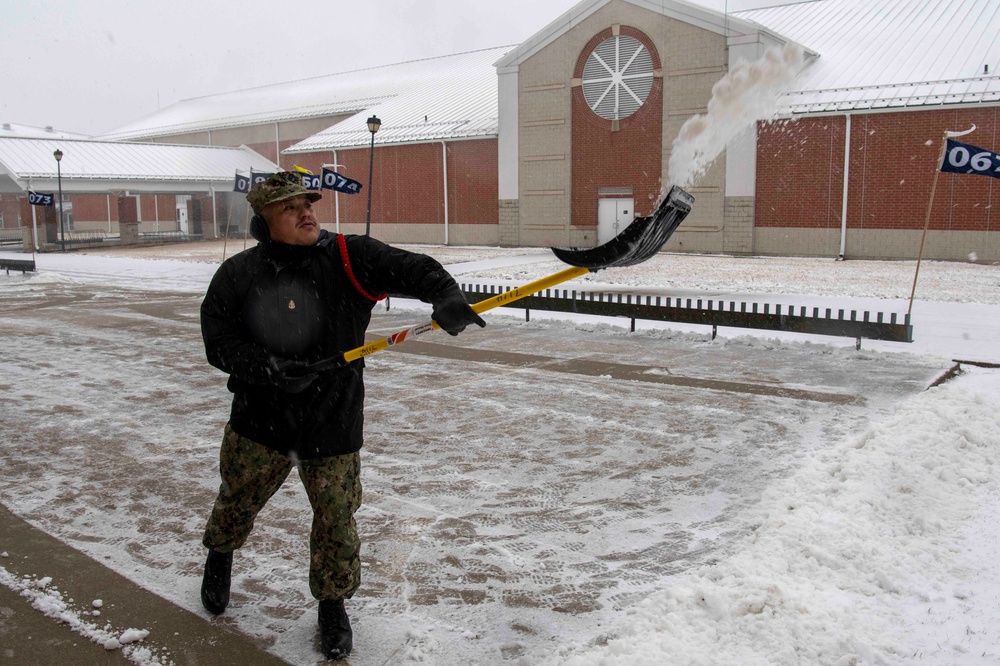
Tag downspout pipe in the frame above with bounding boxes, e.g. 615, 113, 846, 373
211, 186, 218, 239
838, 113, 851, 260
441, 141, 449, 245
275, 123, 280, 170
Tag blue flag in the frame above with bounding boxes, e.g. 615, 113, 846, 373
28, 190, 54, 206
940, 139, 1000, 179
233, 172, 250, 194
321, 167, 363, 195
251, 172, 275, 187
302, 173, 321, 191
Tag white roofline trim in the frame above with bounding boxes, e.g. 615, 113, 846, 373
0, 137, 278, 194
777, 98, 1000, 120
779, 74, 1000, 114
0, 135, 276, 151
495, 0, 611, 70
494, 0, 776, 70
99, 96, 396, 142
285, 131, 499, 154
785, 74, 1000, 97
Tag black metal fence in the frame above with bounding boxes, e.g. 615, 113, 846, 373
457, 282, 913, 350
139, 231, 202, 242
62, 230, 110, 245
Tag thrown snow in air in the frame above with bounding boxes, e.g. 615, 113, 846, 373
668, 44, 807, 190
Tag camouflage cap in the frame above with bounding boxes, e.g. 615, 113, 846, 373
246, 171, 322, 214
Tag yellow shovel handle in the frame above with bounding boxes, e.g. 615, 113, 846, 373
341, 264, 591, 364
468, 264, 591, 315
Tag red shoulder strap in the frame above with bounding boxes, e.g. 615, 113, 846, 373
337, 234, 387, 302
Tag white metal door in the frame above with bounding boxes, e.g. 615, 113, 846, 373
597, 198, 634, 244
176, 198, 189, 234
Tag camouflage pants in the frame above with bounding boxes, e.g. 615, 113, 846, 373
202, 424, 362, 601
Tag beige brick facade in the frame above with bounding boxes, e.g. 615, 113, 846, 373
499, 199, 520, 246
750, 227, 1000, 262
514, 0, 729, 251
723, 196, 755, 255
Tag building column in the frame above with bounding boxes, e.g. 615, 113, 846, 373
117, 196, 139, 245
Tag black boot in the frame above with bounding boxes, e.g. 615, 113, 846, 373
318, 599, 352, 660
200, 549, 233, 615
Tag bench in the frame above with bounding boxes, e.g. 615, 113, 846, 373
0, 258, 36, 275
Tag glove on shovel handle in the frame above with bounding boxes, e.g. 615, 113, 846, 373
301, 265, 591, 374
342, 265, 591, 364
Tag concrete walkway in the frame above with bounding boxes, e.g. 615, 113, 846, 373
0, 503, 289, 665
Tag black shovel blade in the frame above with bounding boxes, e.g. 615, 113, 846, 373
551, 185, 694, 270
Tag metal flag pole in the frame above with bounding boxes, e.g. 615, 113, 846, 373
222, 188, 232, 263
243, 169, 253, 251
27, 178, 39, 256
907, 125, 976, 317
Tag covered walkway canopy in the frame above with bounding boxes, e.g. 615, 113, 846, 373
0, 137, 276, 194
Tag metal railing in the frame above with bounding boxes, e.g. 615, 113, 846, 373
62, 230, 110, 244
139, 231, 202, 241
457, 283, 913, 350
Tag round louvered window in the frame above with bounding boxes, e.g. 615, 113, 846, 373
582, 35, 654, 121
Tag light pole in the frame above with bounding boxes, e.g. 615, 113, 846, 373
365, 115, 381, 236
53, 149, 65, 252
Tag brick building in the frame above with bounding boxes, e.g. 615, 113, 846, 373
8, 0, 996, 261
0, 138, 276, 250
100, 47, 511, 246
496, 0, 1000, 261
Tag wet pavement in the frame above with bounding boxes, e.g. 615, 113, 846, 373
0, 276, 948, 664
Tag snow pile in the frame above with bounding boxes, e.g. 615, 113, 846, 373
668, 43, 807, 190
0, 567, 165, 665
104, 628, 151, 651
546, 379, 1000, 665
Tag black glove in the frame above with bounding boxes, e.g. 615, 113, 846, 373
267, 356, 319, 393
432, 290, 486, 336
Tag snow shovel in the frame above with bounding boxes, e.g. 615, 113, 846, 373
304, 185, 694, 372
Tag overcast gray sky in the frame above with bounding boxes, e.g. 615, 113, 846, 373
1, 0, 795, 136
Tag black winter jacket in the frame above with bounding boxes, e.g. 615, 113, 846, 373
200, 230, 460, 459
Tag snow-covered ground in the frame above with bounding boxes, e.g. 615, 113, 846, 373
1, 242, 998, 665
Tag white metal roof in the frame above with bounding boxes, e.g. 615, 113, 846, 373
100, 47, 512, 148
284, 48, 508, 153
0, 137, 277, 194
736, 0, 1000, 114
0, 122, 90, 140
94, 0, 1000, 158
